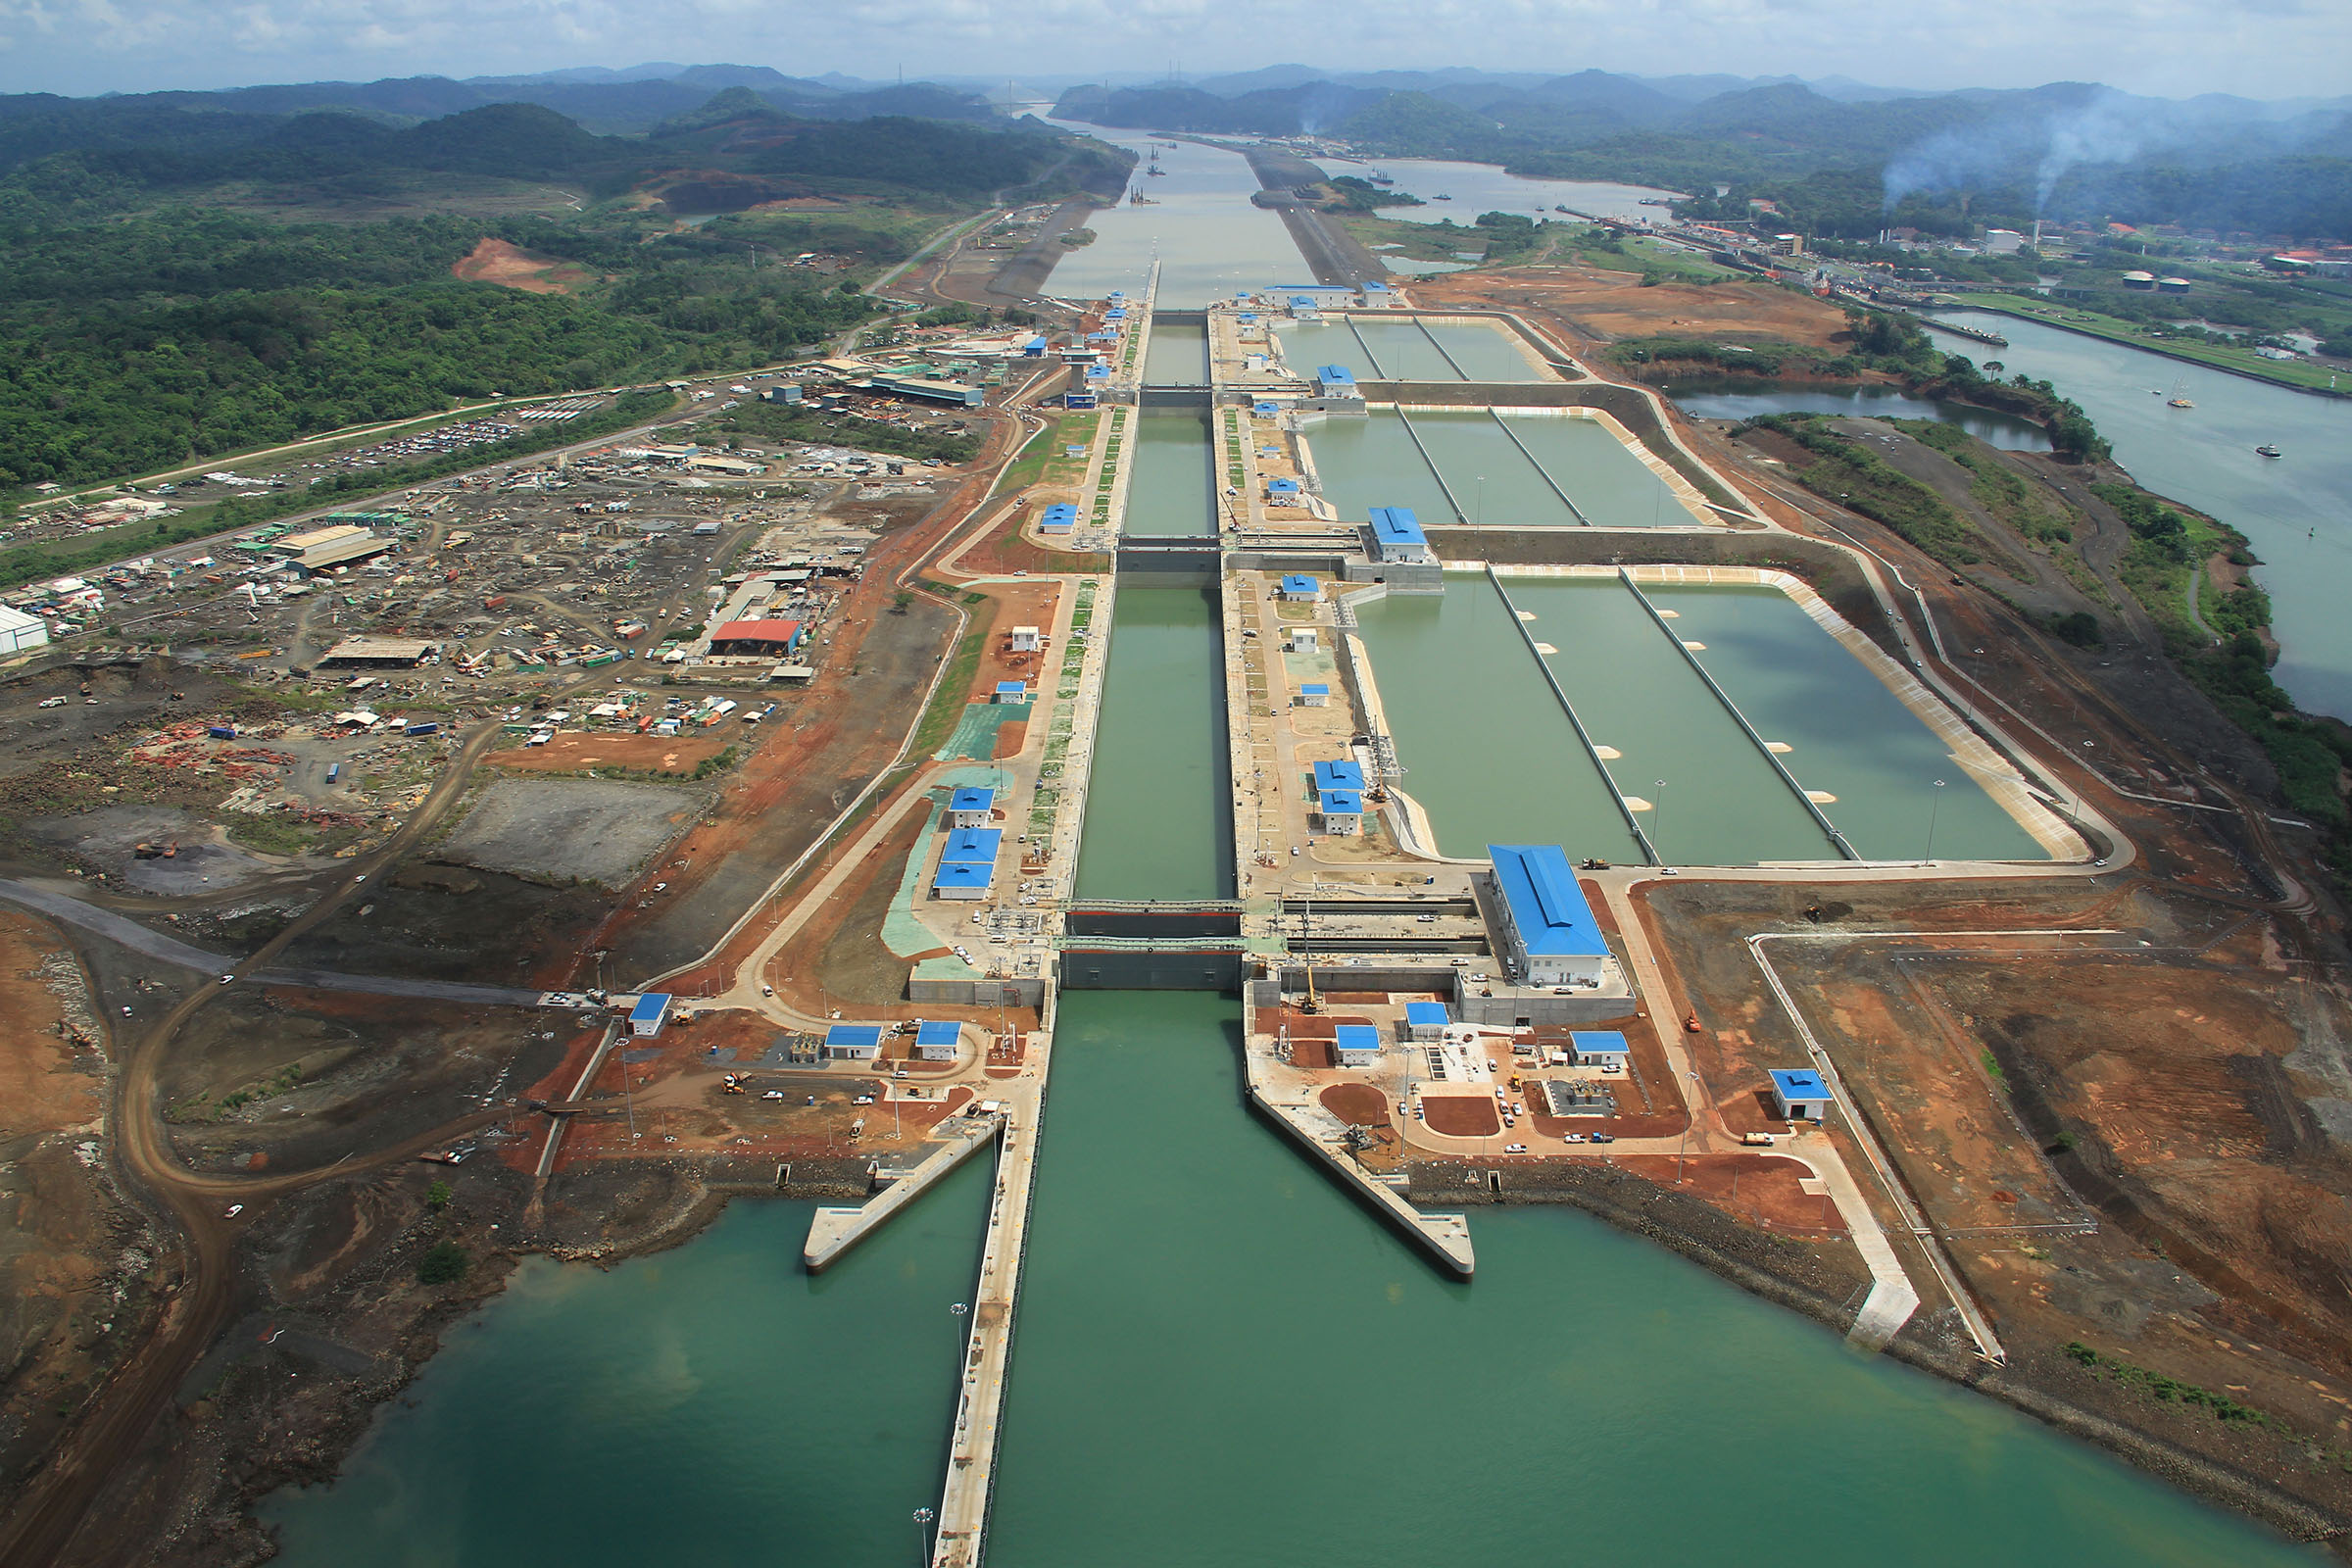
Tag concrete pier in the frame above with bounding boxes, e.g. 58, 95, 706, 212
929, 1026, 1054, 1567
1241, 1037, 1475, 1278
803, 1115, 1003, 1272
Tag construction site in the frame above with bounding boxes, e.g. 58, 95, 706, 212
5, 142, 2352, 1568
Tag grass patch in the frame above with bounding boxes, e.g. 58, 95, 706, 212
907, 602, 993, 759
1737, 414, 1980, 565
1943, 295, 2345, 393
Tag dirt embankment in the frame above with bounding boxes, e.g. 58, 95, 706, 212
450, 237, 600, 295
1415, 267, 1855, 351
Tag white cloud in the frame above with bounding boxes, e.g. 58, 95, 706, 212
0, 0, 2341, 98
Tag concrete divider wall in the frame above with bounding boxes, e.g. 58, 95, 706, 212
909, 976, 1049, 1006
1435, 529, 1898, 663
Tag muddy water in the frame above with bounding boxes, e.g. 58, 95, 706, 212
1039, 123, 1307, 309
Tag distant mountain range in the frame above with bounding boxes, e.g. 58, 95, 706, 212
3, 64, 1008, 140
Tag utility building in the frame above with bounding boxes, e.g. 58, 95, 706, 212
1280, 574, 1320, 602
1404, 1002, 1449, 1041
1315, 365, 1363, 403
1770, 1067, 1835, 1122
1333, 1024, 1382, 1067
1298, 682, 1330, 708
935, 825, 1002, 902
993, 681, 1029, 705
1318, 787, 1363, 834
913, 1020, 962, 1062
1484, 844, 1613, 987
824, 1023, 885, 1060
948, 786, 996, 829
628, 993, 672, 1038
1366, 507, 1434, 564
1570, 1031, 1631, 1069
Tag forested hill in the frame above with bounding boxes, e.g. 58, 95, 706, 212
1052, 74, 2352, 241
0, 92, 1125, 496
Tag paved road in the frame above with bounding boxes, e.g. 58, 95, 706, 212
0, 880, 550, 1007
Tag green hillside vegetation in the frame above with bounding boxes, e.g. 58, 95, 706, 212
0, 93, 1128, 498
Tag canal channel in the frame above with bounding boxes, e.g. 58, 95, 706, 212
1921, 310, 2352, 718
260, 130, 2324, 1568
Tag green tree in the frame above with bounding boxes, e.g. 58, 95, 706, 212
417, 1240, 470, 1285
425, 1179, 452, 1211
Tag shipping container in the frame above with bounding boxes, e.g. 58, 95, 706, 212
326, 762, 342, 783
405, 721, 441, 737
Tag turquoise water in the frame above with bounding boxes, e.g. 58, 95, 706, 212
1503, 413, 1701, 527
1299, 408, 1459, 524
261, 1167, 991, 1565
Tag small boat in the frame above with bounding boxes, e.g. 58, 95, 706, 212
2167, 378, 2192, 409
2169, 396, 2195, 409
2257, 444, 2281, 458
1432, 193, 1452, 201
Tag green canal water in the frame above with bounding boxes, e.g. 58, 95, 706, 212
1357, 573, 2047, 863
1072, 585, 1232, 901
260, 1162, 992, 1565
1279, 317, 1544, 383
1122, 409, 1219, 537
1504, 575, 1839, 864
989, 996, 2317, 1568
1143, 320, 1209, 386
1649, 583, 2048, 862
1302, 407, 1690, 529
1661, 376, 2053, 451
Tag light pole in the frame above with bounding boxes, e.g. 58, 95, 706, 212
1652, 778, 1667, 866
1675, 1069, 1700, 1183
914, 1506, 937, 1565
1475, 474, 1486, 532
1924, 778, 1946, 863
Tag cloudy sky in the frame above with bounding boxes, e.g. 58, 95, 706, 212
0, 0, 2341, 100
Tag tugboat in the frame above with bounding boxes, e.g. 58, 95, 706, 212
2257, 444, 2282, 458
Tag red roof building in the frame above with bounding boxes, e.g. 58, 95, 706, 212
709, 619, 805, 656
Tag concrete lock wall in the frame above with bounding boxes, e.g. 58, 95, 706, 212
1059, 949, 1247, 990
1064, 908, 1245, 940
908, 976, 1049, 1006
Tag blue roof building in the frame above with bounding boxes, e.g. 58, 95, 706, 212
942, 826, 1003, 864
1571, 1031, 1631, 1066
949, 785, 996, 825
628, 992, 672, 1037
1404, 1001, 1449, 1040
933, 859, 995, 900
1298, 682, 1330, 707
1770, 1067, 1835, 1121
1280, 573, 1320, 601
1367, 506, 1434, 564
913, 1019, 962, 1060
1333, 1024, 1383, 1065
1315, 365, 1363, 399
1252, 400, 1282, 416
1313, 759, 1366, 796
1486, 845, 1612, 986
994, 680, 1029, 704
1320, 787, 1363, 832
1266, 476, 1300, 500
824, 1022, 884, 1058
